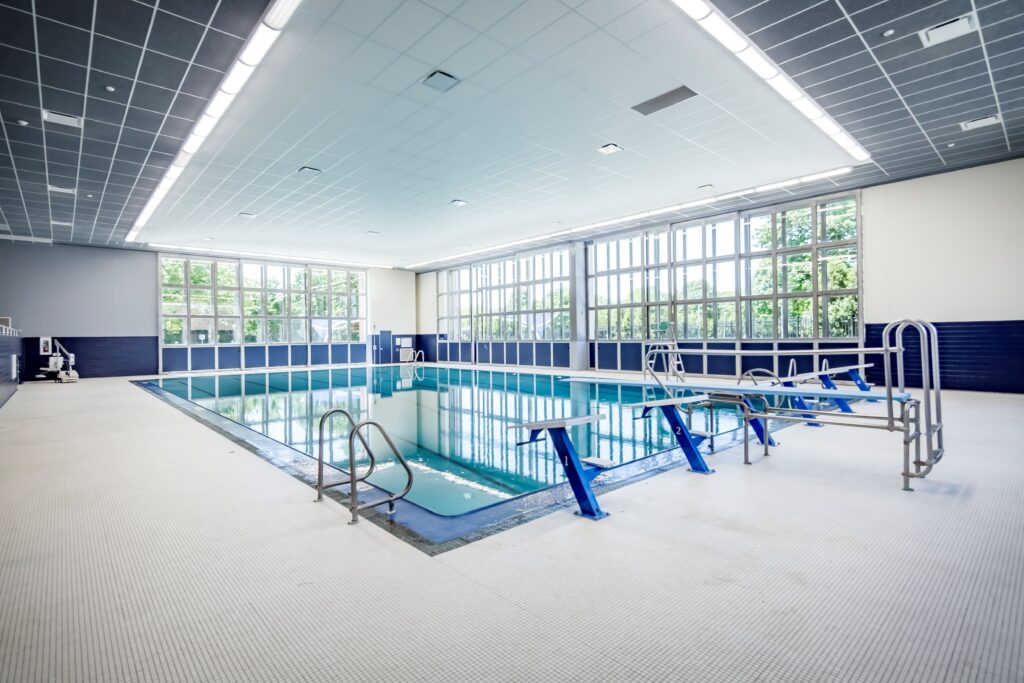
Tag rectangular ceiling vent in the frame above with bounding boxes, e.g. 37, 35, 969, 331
296, 166, 323, 178
42, 109, 83, 128
919, 13, 977, 48
47, 185, 76, 195
420, 70, 460, 93
51, 220, 73, 227
959, 114, 1002, 131
632, 85, 698, 116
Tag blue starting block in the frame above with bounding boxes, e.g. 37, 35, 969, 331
510, 414, 612, 520
773, 363, 876, 416
627, 395, 715, 474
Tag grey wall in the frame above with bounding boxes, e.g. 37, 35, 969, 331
0, 243, 157, 337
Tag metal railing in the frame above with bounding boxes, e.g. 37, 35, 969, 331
0, 324, 20, 337
315, 409, 414, 524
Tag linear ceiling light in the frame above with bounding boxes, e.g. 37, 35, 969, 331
125, 0, 304, 243
405, 166, 854, 269
145, 243, 391, 269
669, 0, 870, 163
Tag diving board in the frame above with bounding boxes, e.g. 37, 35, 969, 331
510, 414, 610, 520
626, 395, 714, 474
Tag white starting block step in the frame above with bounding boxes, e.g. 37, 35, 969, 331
580, 457, 616, 469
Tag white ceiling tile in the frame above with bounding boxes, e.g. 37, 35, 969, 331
576, 0, 646, 27
405, 18, 480, 65
370, 0, 446, 52
487, 0, 570, 48
518, 10, 597, 62
327, 0, 403, 36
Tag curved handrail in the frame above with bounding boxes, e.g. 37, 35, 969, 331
316, 408, 375, 502
738, 368, 781, 386
346, 419, 414, 524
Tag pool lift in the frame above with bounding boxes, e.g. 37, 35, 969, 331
36, 339, 79, 383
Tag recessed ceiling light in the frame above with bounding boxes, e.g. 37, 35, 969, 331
881, 29, 895, 38
51, 220, 73, 227
450, 199, 467, 206
47, 185, 76, 195
42, 110, 82, 128
919, 13, 977, 48
598, 143, 622, 155
959, 114, 1001, 131
104, 85, 116, 92
86, 193, 93, 198
947, 142, 956, 148
16, 119, 29, 126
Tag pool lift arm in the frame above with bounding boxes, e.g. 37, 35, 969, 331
36, 339, 79, 383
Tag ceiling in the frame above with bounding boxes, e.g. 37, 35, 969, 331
0, 0, 270, 244
1, 0, 1021, 268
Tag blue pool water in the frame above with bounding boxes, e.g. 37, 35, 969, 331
149, 366, 746, 516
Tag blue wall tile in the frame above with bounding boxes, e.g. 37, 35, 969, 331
415, 334, 437, 362
553, 343, 570, 368
310, 344, 329, 365
597, 343, 617, 370
162, 347, 188, 372
244, 346, 266, 368
351, 344, 367, 363
438, 343, 449, 362
477, 343, 491, 364
290, 345, 307, 366
620, 343, 643, 371
778, 342, 814, 376
740, 343, 774, 374
191, 347, 215, 370
491, 342, 505, 364
706, 343, 736, 375
331, 344, 349, 364
219, 346, 241, 369
535, 342, 552, 367
268, 345, 289, 367
518, 343, 534, 366
505, 342, 517, 365
459, 342, 472, 364
589, 343, 595, 369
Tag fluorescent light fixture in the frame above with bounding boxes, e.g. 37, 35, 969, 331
755, 178, 800, 192
735, 47, 777, 79
450, 199, 467, 206
959, 114, 1001, 131
679, 198, 715, 209
181, 132, 204, 154
42, 110, 82, 128
165, 164, 184, 181
51, 220, 73, 226
791, 97, 823, 120
240, 23, 281, 65
205, 89, 235, 118
697, 12, 747, 52
799, 167, 852, 182
47, 185, 76, 195
672, 4, 869, 162
262, 0, 303, 29
221, 61, 255, 94
712, 189, 752, 201
598, 143, 622, 155
670, 0, 711, 19
145, 243, 391, 269
3, 235, 52, 244
830, 131, 857, 150
192, 113, 219, 138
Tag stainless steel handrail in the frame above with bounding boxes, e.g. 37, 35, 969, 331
346, 420, 414, 524
316, 409, 376, 502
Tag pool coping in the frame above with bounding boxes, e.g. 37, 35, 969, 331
133, 374, 750, 556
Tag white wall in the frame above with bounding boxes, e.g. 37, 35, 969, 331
862, 158, 1024, 323
367, 267, 416, 333
416, 271, 437, 335
0, 242, 158, 336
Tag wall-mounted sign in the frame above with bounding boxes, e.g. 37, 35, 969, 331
39, 337, 52, 355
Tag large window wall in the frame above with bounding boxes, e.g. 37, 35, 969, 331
159, 254, 367, 372
586, 193, 860, 342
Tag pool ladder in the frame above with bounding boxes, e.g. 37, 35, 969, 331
315, 409, 414, 524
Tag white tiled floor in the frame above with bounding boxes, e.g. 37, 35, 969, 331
0, 377, 1021, 682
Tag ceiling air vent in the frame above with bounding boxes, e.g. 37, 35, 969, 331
48, 185, 76, 195
919, 14, 976, 48
42, 110, 83, 128
959, 114, 1002, 131
420, 70, 460, 93
296, 166, 322, 178
632, 85, 698, 116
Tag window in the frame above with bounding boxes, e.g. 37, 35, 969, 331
439, 247, 571, 342
159, 255, 367, 355
586, 193, 860, 341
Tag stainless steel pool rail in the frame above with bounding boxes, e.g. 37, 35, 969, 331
316, 410, 415, 524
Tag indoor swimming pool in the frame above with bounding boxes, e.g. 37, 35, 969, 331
144, 366, 747, 517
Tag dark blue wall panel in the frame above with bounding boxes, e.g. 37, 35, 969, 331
491, 342, 505, 364
740, 343, 774, 373
477, 343, 491, 364
22, 336, 158, 378
311, 344, 329, 365
866, 320, 1024, 393
351, 343, 367, 363
778, 343, 814, 376
244, 346, 266, 368
191, 347, 215, 370
290, 345, 307, 366
706, 343, 736, 375
415, 334, 437, 363
162, 347, 188, 373
0, 335, 20, 409
268, 345, 289, 367
535, 342, 551, 367
459, 342, 472, 364
331, 344, 349, 364
553, 343, 570, 368
504, 342, 517, 365
620, 343, 643, 371
219, 346, 241, 369
597, 343, 617, 370
518, 343, 534, 366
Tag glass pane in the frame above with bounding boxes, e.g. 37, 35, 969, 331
267, 318, 286, 343
648, 305, 670, 339
779, 207, 812, 247
781, 297, 813, 338
161, 287, 186, 315
647, 231, 669, 264
190, 260, 212, 286
290, 293, 307, 316
706, 261, 736, 298
290, 267, 307, 290
350, 319, 363, 342
742, 257, 774, 296
741, 213, 773, 252
310, 268, 329, 291
684, 225, 702, 261
311, 293, 329, 317
161, 257, 186, 285
818, 198, 856, 242
289, 319, 307, 343
331, 270, 349, 294
330, 319, 349, 342
162, 317, 185, 345
190, 317, 213, 344
779, 252, 812, 293
619, 306, 642, 340
267, 292, 285, 316
676, 264, 705, 300
707, 220, 735, 257
310, 319, 329, 343
190, 288, 213, 315
743, 300, 776, 339
818, 246, 857, 290
266, 266, 285, 290
706, 302, 736, 339
243, 318, 264, 344
242, 263, 263, 288
675, 303, 704, 339
820, 295, 858, 338
332, 293, 348, 317
243, 291, 264, 317
217, 318, 239, 344
217, 262, 238, 288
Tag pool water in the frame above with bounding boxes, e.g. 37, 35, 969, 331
150, 366, 746, 516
